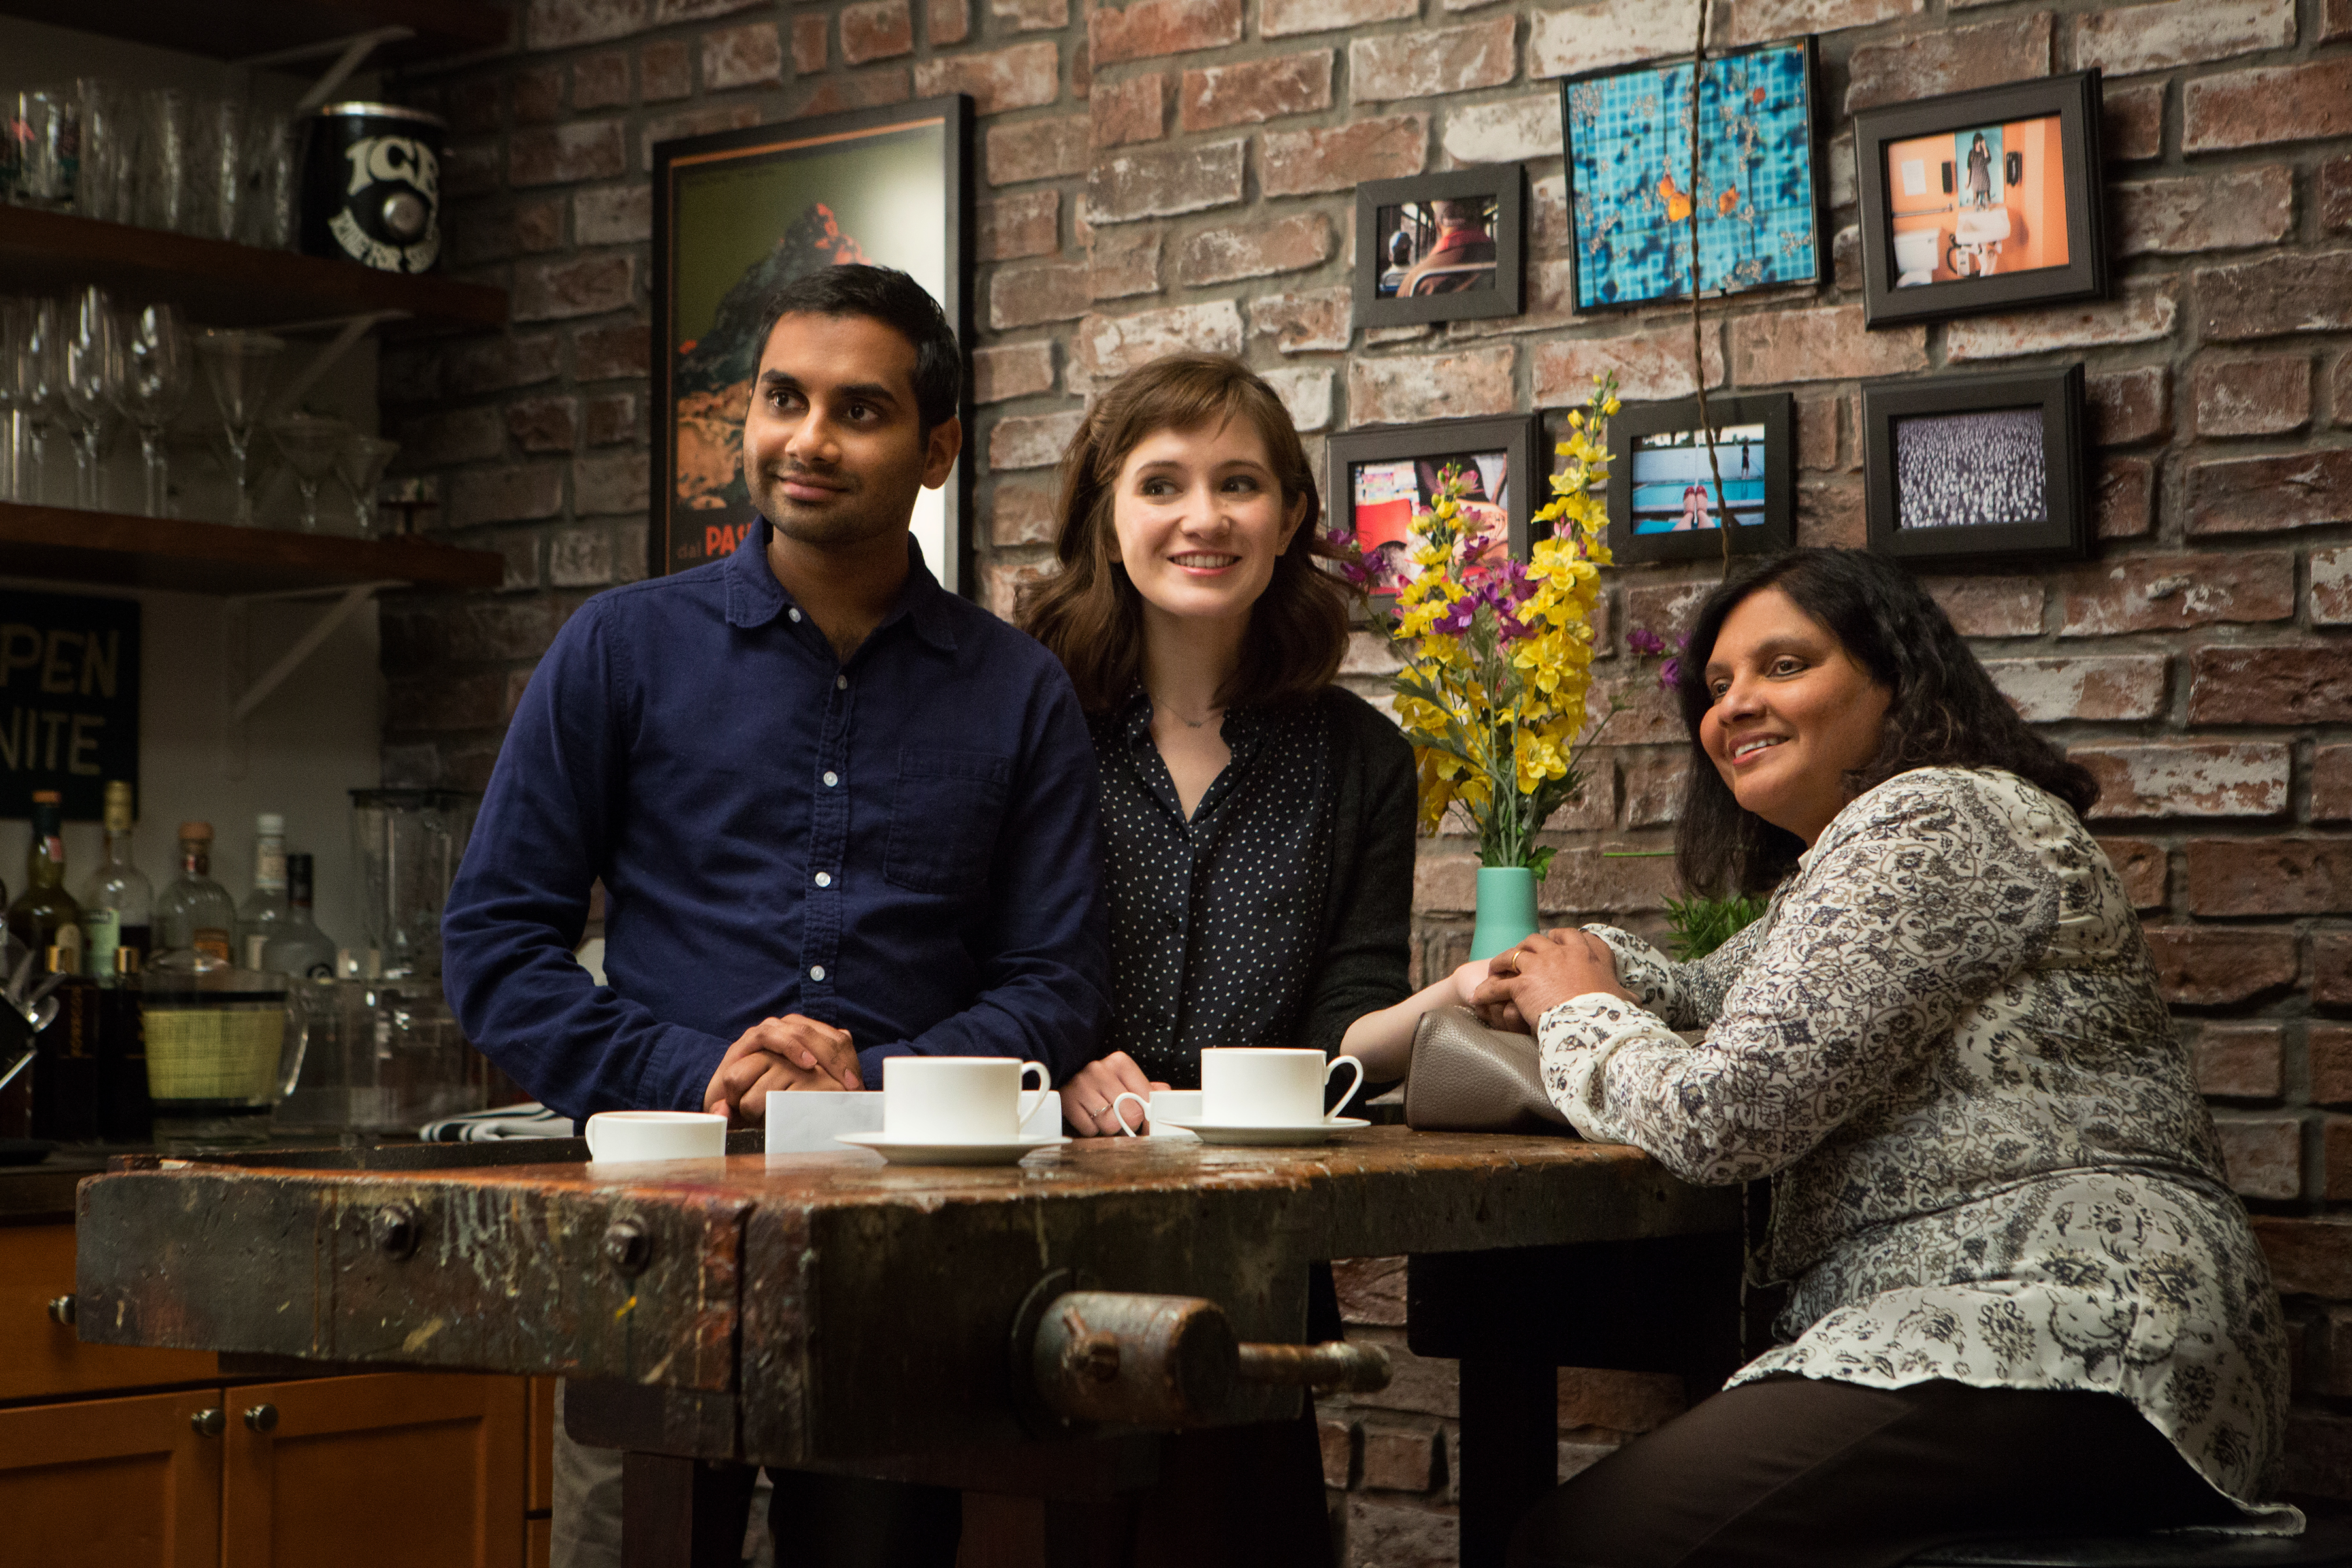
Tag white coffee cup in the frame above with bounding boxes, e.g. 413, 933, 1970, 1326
583, 1109, 729, 1164
1108, 1088, 1205, 1137
1198, 1049, 1365, 1127
883, 1056, 1050, 1143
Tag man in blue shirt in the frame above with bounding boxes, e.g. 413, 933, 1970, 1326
442, 265, 1110, 1565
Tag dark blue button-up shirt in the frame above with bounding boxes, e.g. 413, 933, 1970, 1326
442, 521, 1111, 1120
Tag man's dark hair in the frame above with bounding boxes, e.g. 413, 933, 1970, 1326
1672, 548, 2100, 896
755, 265, 962, 436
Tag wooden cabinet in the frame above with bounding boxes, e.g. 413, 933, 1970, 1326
0, 1388, 223, 1568
0, 1220, 541, 1567
224, 1374, 526, 1568
0, 1221, 216, 1402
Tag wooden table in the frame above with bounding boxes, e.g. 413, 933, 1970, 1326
73, 1128, 1742, 1567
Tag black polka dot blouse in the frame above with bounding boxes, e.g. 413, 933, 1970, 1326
1088, 683, 1419, 1090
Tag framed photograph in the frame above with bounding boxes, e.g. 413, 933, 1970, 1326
1605, 393, 1794, 565
1326, 415, 1543, 601
1353, 166, 1526, 329
1854, 71, 2107, 327
649, 97, 975, 588
1561, 37, 1823, 314
1861, 366, 2088, 566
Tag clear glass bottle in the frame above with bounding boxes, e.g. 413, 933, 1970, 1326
237, 811, 288, 970
78, 779, 152, 985
260, 853, 337, 981
7, 790, 84, 977
155, 821, 236, 962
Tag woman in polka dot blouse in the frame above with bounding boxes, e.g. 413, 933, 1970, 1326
1019, 350, 1499, 1565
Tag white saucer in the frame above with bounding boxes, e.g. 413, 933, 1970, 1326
1151, 1117, 1369, 1147
834, 1132, 1070, 1166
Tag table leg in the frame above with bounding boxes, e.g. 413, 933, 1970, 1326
621, 1452, 758, 1568
1457, 1358, 1558, 1568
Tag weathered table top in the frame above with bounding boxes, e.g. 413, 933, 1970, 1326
76, 1129, 1739, 1464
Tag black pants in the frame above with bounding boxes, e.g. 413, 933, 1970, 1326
1507, 1376, 2243, 1568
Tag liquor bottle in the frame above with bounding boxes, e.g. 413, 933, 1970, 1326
97, 946, 150, 1143
155, 822, 236, 961
28, 943, 99, 1143
259, 853, 338, 980
7, 791, 84, 977
237, 811, 289, 970
78, 779, 153, 983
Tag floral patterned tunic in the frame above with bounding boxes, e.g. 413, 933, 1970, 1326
1535, 766, 2293, 1521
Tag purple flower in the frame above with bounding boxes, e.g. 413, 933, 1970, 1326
1627, 627, 1667, 657
1658, 656, 1680, 691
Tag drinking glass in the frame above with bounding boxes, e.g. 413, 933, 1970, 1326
237, 109, 295, 250
195, 329, 282, 525
75, 78, 134, 225
63, 286, 125, 511
114, 303, 190, 518
0, 300, 27, 502
140, 89, 201, 234
268, 414, 351, 532
19, 299, 69, 506
203, 97, 246, 244
335, 434, 399, 538
10, 90, 77, 211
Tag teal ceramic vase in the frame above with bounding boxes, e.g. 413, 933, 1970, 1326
1469, 866, 1541, 960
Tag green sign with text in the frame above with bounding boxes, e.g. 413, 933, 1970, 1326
0, 589, 140, 822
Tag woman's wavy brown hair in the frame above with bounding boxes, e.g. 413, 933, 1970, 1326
1016, 353, 1356, 713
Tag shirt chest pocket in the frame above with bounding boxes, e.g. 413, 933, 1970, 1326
884, 747, 1011, 895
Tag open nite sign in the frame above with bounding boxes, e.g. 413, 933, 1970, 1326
0, 589, 141, 822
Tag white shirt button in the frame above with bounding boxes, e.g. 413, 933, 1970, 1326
809, 964, 826, 981
814, 872, 832, 887
836, 675, 848, 690
823, 771, 839, 787
789, 608, 802, 622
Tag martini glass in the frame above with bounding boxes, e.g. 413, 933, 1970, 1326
63, 286, 125, 511
334, 434, 399, 538
114, 303, 191, 519
195, 329, 282, 525
267, 414, 350, 532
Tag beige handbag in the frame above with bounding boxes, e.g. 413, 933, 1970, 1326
1402, 1005, 1573, 1135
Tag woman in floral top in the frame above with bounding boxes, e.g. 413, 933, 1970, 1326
1478, 551, 2293, 1567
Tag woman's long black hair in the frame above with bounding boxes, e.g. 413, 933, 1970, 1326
1672, 549, 2100, 896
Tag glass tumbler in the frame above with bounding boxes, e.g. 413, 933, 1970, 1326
10, 89, 78, 211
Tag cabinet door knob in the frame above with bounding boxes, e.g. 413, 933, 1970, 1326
243, 1403, 280, 1433
191, 1408, 226, 1437
46, 1294, 76, 1326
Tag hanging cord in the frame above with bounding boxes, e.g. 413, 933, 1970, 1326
1686, 0, 1734, 576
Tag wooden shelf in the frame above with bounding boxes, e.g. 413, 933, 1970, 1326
0, 0, 510, 67
0, 208, 506, 335
0, 502, 502, 595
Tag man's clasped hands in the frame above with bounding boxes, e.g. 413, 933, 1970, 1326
702, 926, 1638, 1124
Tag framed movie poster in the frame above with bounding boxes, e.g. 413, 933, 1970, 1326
1561, 37, 1823, 313
1325, 414, 1542, 604
649, 97, 975, 588
1353, 166, 1526, 329
1854, 71, 2108, 327
1605, 393, 1794, 565
1861, 366, 2089, 566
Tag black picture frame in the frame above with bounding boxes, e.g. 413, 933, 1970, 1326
1605, 393, 1795, 565
1353, 167, 1526, 329
1560, 36, 1825, 315
1854, 70, 2107, 328
649, 96, 975, 589
1325, 414, 1543, 605
1861, 365, 2089, 566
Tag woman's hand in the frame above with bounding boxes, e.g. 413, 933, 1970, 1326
1447, 957, 1493, 1007
1059, 1051, 1168, 1137
1470, 930, 1633, 1032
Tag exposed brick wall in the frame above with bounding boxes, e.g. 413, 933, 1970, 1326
381, 0, 2351, 1541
